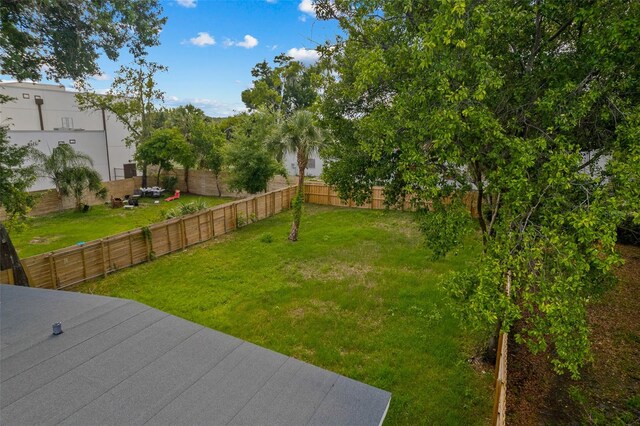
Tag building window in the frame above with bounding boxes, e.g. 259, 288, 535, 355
22, 93, 30, 99
61, 117, 74, 129
34, 95, 41, 99
58, 140, 66, 145
69, 139, 76, 144
307, 158, 316, 169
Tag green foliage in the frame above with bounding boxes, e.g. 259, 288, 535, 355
76, 59, 167, 150
11, 194, 233, 257
291, 191, 304, 225
417, 200, 473, 260
259, 232, 273, 243
224, 112, 282, 194
75, 206, 492, 425
32, 144, 106, 211
317, 0, 640, 376
161, 175, 178, 192
0, 116, 37, 223
242, 54, 319, 115
0, 1, 165, 83
136, 128, 194, 181
163, 199, 207, 219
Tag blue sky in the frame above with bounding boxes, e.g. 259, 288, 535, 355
2, 0, 341, 117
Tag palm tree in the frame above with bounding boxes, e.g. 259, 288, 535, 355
33, 144, 106, 211
272, 110, 327, 241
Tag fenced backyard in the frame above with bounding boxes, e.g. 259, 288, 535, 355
1, 180, 506, 425
1, 185, 297, 289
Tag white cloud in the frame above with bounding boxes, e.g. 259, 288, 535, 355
234, 80, 241, 84
91, 73, 110, 81
287, 47, 320, 64
224, 34, 259, 49
238, 35, 258, 48
265, 0, 277, 3
176, 0, 196, 8
298, 15, 307, 22
298, 0, 316, 16
165, 96, 246, 117
189, 32, 215, 47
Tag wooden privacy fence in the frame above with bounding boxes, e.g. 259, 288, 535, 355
492, 331, 508, 426
304, 182, 480, 217
1, 186, 298, 290
2, 181, 481, 289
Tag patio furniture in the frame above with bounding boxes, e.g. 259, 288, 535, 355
140, 187, 165, 198
111, 196, 124, 208
165, 189, 181, 202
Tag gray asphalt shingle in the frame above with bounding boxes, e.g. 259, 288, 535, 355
0, 285, 391, 425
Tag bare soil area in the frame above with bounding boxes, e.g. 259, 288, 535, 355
507, 244, 640, 425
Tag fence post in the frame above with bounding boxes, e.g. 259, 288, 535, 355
128, 233, 134, 265
81, 245, 88, 280
180, 218, 186, 248
50, 254, 58, 289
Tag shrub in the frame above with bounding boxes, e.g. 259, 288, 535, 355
161, 175, 178, 192
617, 215, 640, 246
259, 233, 273, 243
164, 200, 207, 219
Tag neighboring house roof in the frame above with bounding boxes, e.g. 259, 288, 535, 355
0, 285, 391, 425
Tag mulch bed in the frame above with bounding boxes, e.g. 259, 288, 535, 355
506, 244, 640, 425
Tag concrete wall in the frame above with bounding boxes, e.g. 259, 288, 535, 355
284, 150, 324, 178
0, 82, 135, 190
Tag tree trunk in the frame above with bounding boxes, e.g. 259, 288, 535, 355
184, 167, 190, 193
288, 219, 299, 241
289, 155, 307, 242
0, 223, 30, 286
142, 163, 148, 188
214, 172, 222, 197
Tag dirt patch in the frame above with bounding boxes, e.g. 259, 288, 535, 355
373, 218, 420, 239
288, 299, 340, 320
507, 244, 640, 424
295, 261, 373, 283
29, 236, 59, 244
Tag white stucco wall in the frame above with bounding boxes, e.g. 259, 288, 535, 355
1, 82, 135, 190
284, 150, 324, 178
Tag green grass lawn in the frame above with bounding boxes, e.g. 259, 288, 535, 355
11, 194, 235, 258
75, 204, 493, 425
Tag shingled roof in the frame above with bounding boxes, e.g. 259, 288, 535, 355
0, 285, 391, 425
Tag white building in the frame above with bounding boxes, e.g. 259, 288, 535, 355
0, 82, 135, 191
284, 151, 324, 178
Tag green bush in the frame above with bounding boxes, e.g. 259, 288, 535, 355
161, 175, 178, 192
259, 233, 273, 243
164, 200, 207, 219
617, 215, 640, 246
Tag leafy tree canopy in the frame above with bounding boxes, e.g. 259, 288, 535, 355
0, 0, 165, 83
32, 144, 106, 211
0, 117, 37, 224
135, 128, 194, 182
317, 0, 640, 377
242, 54, 319, 115
225, 112, 282, 194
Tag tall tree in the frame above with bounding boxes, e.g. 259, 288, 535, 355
271, 110, 328, 241
32, 144, 107, 211
135, 128, 194, 184
242, 54, 318, 116
0, 0, 165, 84
225, 112, 282, 194
76, 59, 167, 186
164, 105, 207, 192
0, 97, 38, 225
317, 0, 640, 377
0, 0, 166, 286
